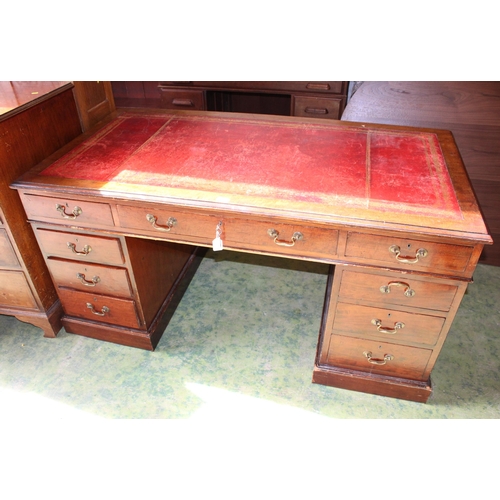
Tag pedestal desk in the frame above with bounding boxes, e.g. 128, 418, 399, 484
12, 109, 492, 402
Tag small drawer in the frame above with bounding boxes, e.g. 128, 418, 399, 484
344, 232, 474, 274
58, 288, 142, 329
326, 335, 432, 380
0, 229, 20, 268
159, 89, 205, 110
46, 258, 132, 297
35, 229, 125, 266
116, 204, 217, 243
20, 194, 114, 227
292, 96, 343, 120
225, 219, 339, 260
332, 302, 446, 346
339, 269, 458, 312
0, 270, 37, 309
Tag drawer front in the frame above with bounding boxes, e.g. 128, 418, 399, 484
345, 232, 473, 274
58, 288, 142, 328
116, 205, 217, 242
333, 302, 446, 346
46, 258, 132, 297
326, 335, 432, 380
189, 82, 346, 94
339, 270, 458, 312
21, 194, 114, 227
36, 229, 125, 266
159, 89, 205, 110
225, 220, 339, 260
293, 96, 342, 120
0, 270, 37, 309
0, 229, 20, 268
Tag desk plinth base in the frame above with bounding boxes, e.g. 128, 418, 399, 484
312, 364, 432, 403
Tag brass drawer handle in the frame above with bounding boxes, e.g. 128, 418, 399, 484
389, 245, 428, 264
56, 204, 82, 219
86, 303, 109, 316
146, 214, 177, 232
67, 242, 92, 255
77, 273, 100, 287
267, 229, 304, 247
380, 281, 415, 297
172, 98, 195, 107
363, 351, 394, 365
371, 319, 405, 334
304, 107, 328, 115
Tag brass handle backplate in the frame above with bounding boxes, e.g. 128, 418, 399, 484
380, 281, 415, 297
371, 319, 405, 334
389, 245, 428, 264
146, 214, 177, 232
86, 303, 109, 316
363, 351, 394, 365
267, 229, 304, 247
77, 273, 100, 287
56, 204, 82, 219
67, 242, 92, 256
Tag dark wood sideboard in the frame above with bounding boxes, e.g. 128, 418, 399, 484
0, 81, 115, 336
111, 82, 348, 120
342, 81, 500, 266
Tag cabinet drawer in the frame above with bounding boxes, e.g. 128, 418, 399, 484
345, 232, 473, 274
0, 229, 20, 268
332, 302, 446, 346
339, 269, 458, 312
21, 194, 114, 227
159, 89, 205, 110
46, 258, 132, 297
225, 220, 339, 260
58, 288, 142, 329
116, 205, 217, 242
0, 270, 37, 309
292, 96, 342, 120
326, 335, 432, 380
36, 229, 125, 266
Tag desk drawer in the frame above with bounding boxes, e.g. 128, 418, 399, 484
225, 220, 339, 260
326, 335, 432, 380
0, 270, 37, 309
332, 302, 445, 346
20, 194, 114, 227
58, 288, 142, 329
46, 258, 132, 297
159, 89, 205, 110
345, 232, 473, 274
0, 229, 20, 268
116, 205, 217, 242
36, 229, 125, 266
292, 96, 342, 120
339, 269, 458, 312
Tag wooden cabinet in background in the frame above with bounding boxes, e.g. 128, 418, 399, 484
112, 81, 349, 120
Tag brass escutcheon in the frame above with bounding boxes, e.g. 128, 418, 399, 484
389, 245, 428, 264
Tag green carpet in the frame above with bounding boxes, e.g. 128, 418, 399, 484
1, 250, 499, 419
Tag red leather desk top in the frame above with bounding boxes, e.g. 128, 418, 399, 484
25, 111, 489, 240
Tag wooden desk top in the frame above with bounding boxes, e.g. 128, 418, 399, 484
13, 109, 492, 244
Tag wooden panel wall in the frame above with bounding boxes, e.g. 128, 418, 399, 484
342, 81, 500, 266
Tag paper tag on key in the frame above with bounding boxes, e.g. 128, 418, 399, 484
212, 236, 224, 251
212, 221, 224, 251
